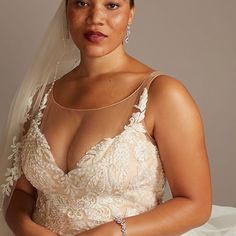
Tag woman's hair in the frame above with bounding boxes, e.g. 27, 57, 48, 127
66, 0, 135, 8
130, 0, 134, 8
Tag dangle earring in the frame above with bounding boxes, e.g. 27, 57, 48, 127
125, 22, 131, 44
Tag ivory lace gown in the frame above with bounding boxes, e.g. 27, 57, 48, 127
17, 71, 236, 235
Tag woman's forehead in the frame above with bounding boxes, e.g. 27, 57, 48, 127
67, 0, 128, 2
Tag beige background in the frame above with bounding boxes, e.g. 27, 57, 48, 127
0, 0, 236, 234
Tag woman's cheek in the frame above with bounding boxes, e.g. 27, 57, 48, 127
67, 14, 84, 39
112, 16, 129, 35
67, 12, 79, 28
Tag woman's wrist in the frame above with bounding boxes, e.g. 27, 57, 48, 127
101, 219, 125, 236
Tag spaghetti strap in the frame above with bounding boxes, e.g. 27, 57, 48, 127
34, 64, 58, 126
126, 70, 164, 126
34, 82, 54, 126
146, 70, 164, 90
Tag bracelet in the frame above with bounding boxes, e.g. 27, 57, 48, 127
113, 216, 127, 236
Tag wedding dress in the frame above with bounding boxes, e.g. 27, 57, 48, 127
13, 71, 236, 235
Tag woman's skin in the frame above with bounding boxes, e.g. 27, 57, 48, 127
6, 0, 212, 235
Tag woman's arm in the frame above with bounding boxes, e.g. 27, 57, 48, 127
5, 87, 57, 236
5, 175, 57, 236
83, 75, 212, 236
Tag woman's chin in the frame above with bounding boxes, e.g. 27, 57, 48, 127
80, 47, 111, 58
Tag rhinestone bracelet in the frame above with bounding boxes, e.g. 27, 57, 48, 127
113, 216, 127, 236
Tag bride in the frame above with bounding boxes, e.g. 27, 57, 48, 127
1, 0, 236, 235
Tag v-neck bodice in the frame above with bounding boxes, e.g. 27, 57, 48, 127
19, 70, 166, 236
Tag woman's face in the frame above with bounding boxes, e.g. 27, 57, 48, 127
66, 0, 134, 57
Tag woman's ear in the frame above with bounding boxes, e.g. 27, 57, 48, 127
129, 7, 135, 24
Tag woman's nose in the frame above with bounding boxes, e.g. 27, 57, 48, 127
86, 6, 105, 25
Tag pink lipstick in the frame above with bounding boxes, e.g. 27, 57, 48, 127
84, 31, 108, 43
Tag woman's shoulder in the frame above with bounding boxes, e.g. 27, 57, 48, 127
147, 73, 201, 121
148, 73, 194, 104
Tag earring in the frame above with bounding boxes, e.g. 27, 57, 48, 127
125, 22, 131, 44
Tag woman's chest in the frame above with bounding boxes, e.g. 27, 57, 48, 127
21, 120, 161, 197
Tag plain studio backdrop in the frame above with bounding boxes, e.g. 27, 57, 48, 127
0, 0, 235, 235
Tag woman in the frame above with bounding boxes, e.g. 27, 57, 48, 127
0, 0, 236, 235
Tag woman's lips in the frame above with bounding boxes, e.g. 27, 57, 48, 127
84, 32, 108, 43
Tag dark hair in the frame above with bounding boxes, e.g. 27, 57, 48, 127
66, 0, 134, 9
130, 0, 134, 8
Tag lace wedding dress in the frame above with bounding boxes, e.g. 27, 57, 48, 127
7, 71, 236, 235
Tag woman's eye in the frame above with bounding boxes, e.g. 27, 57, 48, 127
75, 0, 88, 8
107, 3, 120, 10
74, 1, 120, 10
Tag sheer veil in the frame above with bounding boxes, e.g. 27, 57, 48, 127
0, 0, 80, 216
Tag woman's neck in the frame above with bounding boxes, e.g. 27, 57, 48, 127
76, 44, 132, 78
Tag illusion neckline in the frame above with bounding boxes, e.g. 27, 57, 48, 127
51, 71, 158, 111
32, 87, 158, 176
30, 70, 161, 175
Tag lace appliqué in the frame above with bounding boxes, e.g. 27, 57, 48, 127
1, 136, 22, 197
126, 87, 148, 127
20, 82, 166, 235
1, 89, 36, 204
